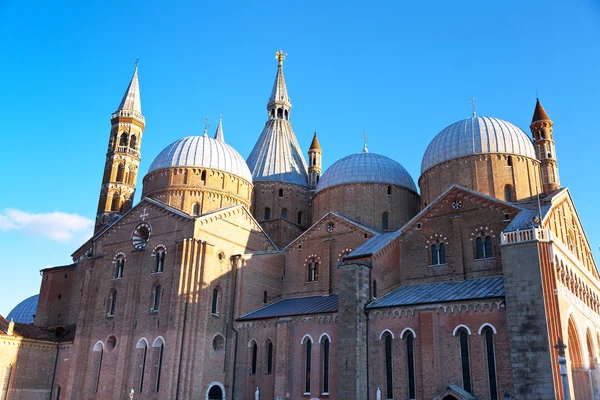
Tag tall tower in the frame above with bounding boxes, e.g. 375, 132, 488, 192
308, 132, 322, 190
530, 98, 560, 195
247, 51, 311, 247
94, 64, 145, 233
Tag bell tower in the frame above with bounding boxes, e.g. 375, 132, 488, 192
95, 63, 145, 233
308, 132, 322, 190
530, 98, 560, 195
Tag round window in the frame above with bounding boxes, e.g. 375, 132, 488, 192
132, 223, 151, 249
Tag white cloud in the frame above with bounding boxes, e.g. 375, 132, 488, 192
0, 209, 94, 242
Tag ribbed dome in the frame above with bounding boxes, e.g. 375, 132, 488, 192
316, 152, 417, 193
148, 136, 252, 182
7, 295, 38, 324
421, 116, 536, 174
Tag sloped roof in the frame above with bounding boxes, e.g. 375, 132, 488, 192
532, 98, 551, 123
116, 64, 142, 114
239, 294, 338, 320
345, 230, 402, 259
367, 276, 504, 309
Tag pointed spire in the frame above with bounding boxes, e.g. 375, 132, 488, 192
309, 132, 321, 151
268, 50, 290, 106
532, 98, 551, 123
214, 114, 225, 142
116, 62, 142, 114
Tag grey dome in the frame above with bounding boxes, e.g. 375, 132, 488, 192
148, 136, 252, 183
7, 295, 38, 324
421, 116, 536, 174
316, 152, 417, 193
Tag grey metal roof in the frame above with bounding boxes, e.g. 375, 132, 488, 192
346, 230, 402, 259
239, 294, 338, 320
316, 151, 417, 193
505, 205, 551, 231
214, 115, 224, 142
367, 276, 504, 309
268, 62, 290, 106
7, 295, 38, 324
421, 116, 536, 174
148, 135, 252, 182
116, 64, 142, 114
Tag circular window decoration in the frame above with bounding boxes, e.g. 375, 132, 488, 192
106, 335, 117, 351
132, 223, 152, 249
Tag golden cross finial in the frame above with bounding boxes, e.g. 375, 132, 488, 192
276, 50, 288, 66
202, 116, 210, 136
362, 130, 368, 153
470, 97, 477, 118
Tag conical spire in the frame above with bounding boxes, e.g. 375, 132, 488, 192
268, 50, 290, 107
309, 132, 321, 151
214, 114, 225, 142
116, 63, 142, 114
532, 98, 550, 123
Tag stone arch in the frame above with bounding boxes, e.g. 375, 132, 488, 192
452, 324, 472, 336
400, 327, 417, 339
206, 382, 225, 400
568, 316, 592, 399
379, 329, 394, 340
319, 332, 332, 343
478, 323, 497, 335
93, 341, 104, 352
152, 336, 165, 348
300, 334, 313, 344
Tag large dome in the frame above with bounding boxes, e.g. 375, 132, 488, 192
7, 294, 38, 324
148, 136, 252, 182
316, 152, 417, 193
421, 116, 536, 174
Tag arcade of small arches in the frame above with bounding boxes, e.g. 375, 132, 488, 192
556, 257, 600, 315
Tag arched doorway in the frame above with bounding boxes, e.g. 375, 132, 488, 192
206, 383, 224, 400
568, 317, 592, 400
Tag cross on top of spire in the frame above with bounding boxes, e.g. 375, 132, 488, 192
470, 97, 477, 118
202, 116, 210, 137
362, 130, 369, 153
276, 50, 287, 66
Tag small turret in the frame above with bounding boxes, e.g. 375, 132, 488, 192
530, 98, 560, 195
308, 132, 322, 189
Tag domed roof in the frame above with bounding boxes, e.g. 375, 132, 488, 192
316, 151, 417, 193
148, 136, 252, 182
421, 116, 536, 174
6, 295, 38, 324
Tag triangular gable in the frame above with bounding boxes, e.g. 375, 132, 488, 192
284, 211, 380, 250
541, 187, 598, 276
194, 204, 279, 251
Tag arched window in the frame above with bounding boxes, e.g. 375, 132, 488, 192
151, 286, 161, 312
129, 135, 137, 151
111, 193, 120, 212
483, 327, 498, 400
91, 343, 104, 394
201, 170, 207, 182
321, 337, 330, 394
303, 337, 312, 394
297, 211, 303, 225
250, 342, 258, 375
264, 207, 271, 221
119, 132, 128, 147
475, 236, 493, 259
384, 333, 393, 399
284, 110, 289, 120
116, 164, 125, 183
431, 240, 446, 265
266, 341, 274, 375
387, 185, 392, 196
277, 108, 283, 119
279, 188, 284, 198
458, 329, 472, 393
136, 339, 148, 393
212, 335, 225, 352
382, 212, 389, 230
281, 208, 288, 219
154, 248, 165, 273
211, 288, 219, 315
373, 280, 378, 298
406, 332, 416, 399
54, 385, 61, 400
504, 185, 513, 202
151, 339, 164, 392
191, 203, 200, 217
107, 291, 117, 317
114, 257, 124, 279
2, 364, 12, 399
263, 291, 268, 304
307, 258, 319, 282
484, 236, 493, 257
507, 155, 513, 167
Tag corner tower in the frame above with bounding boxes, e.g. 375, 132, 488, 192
308, 132, 322, 190
94, 64, 145, 233
247, 51, 311, 247
530, 98, 560, 195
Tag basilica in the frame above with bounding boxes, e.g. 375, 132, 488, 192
1, 52, 599, 400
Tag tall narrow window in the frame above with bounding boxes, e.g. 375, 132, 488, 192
155, 343, 164, 392
406, 333, 416, 399
476, 237, 484, 259
201, 170, 207, 182
459, 330, 472, 393
304, 338, 312, 394
263, 291, 268, 304
322, 337, 330, 394
387, 185, 392, 196
384, 333, 393, 399
264, 207, 271, 221
91, 342, 104, 394
129, 135, 137, 151
2, 364, 13, 400
382, 212, 389, 230
504, 185, 513, 202
507, 155, 513, 167
266, 342, 274, 375
373, 280, 378, 298
431, 240, 446, 265
484, 236, 493, 258
138, 342, 148, 393
192, 203, 200, 216
250, 342, 258, 375
211, 288, 219, 315
279, 189, 284, 198
431, 244, 439, 265
281, 208, 288, 219
151, 286, 161, 312
111, 194, 120, 211
297, 211, 303, 225
108, 291, 117, 317
114, 258, 124, 279
154, 249, 165, 273
439, 242, 446, 264
54, 385, 61, 400
307, 259, 319, 282
476, 236, 493, 259
116, 164, 125, 182
484, 328, 498, 400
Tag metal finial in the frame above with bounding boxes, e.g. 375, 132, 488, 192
134, 58, 139, 71
470, 97, 477, 118
362, 130, 368, 153
276, 50, 288, 66
554, 337, 567, 357
219, 113, 223, 122
202, 116, 210, 137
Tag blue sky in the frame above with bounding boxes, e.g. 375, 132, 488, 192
1, 0, 599, 316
